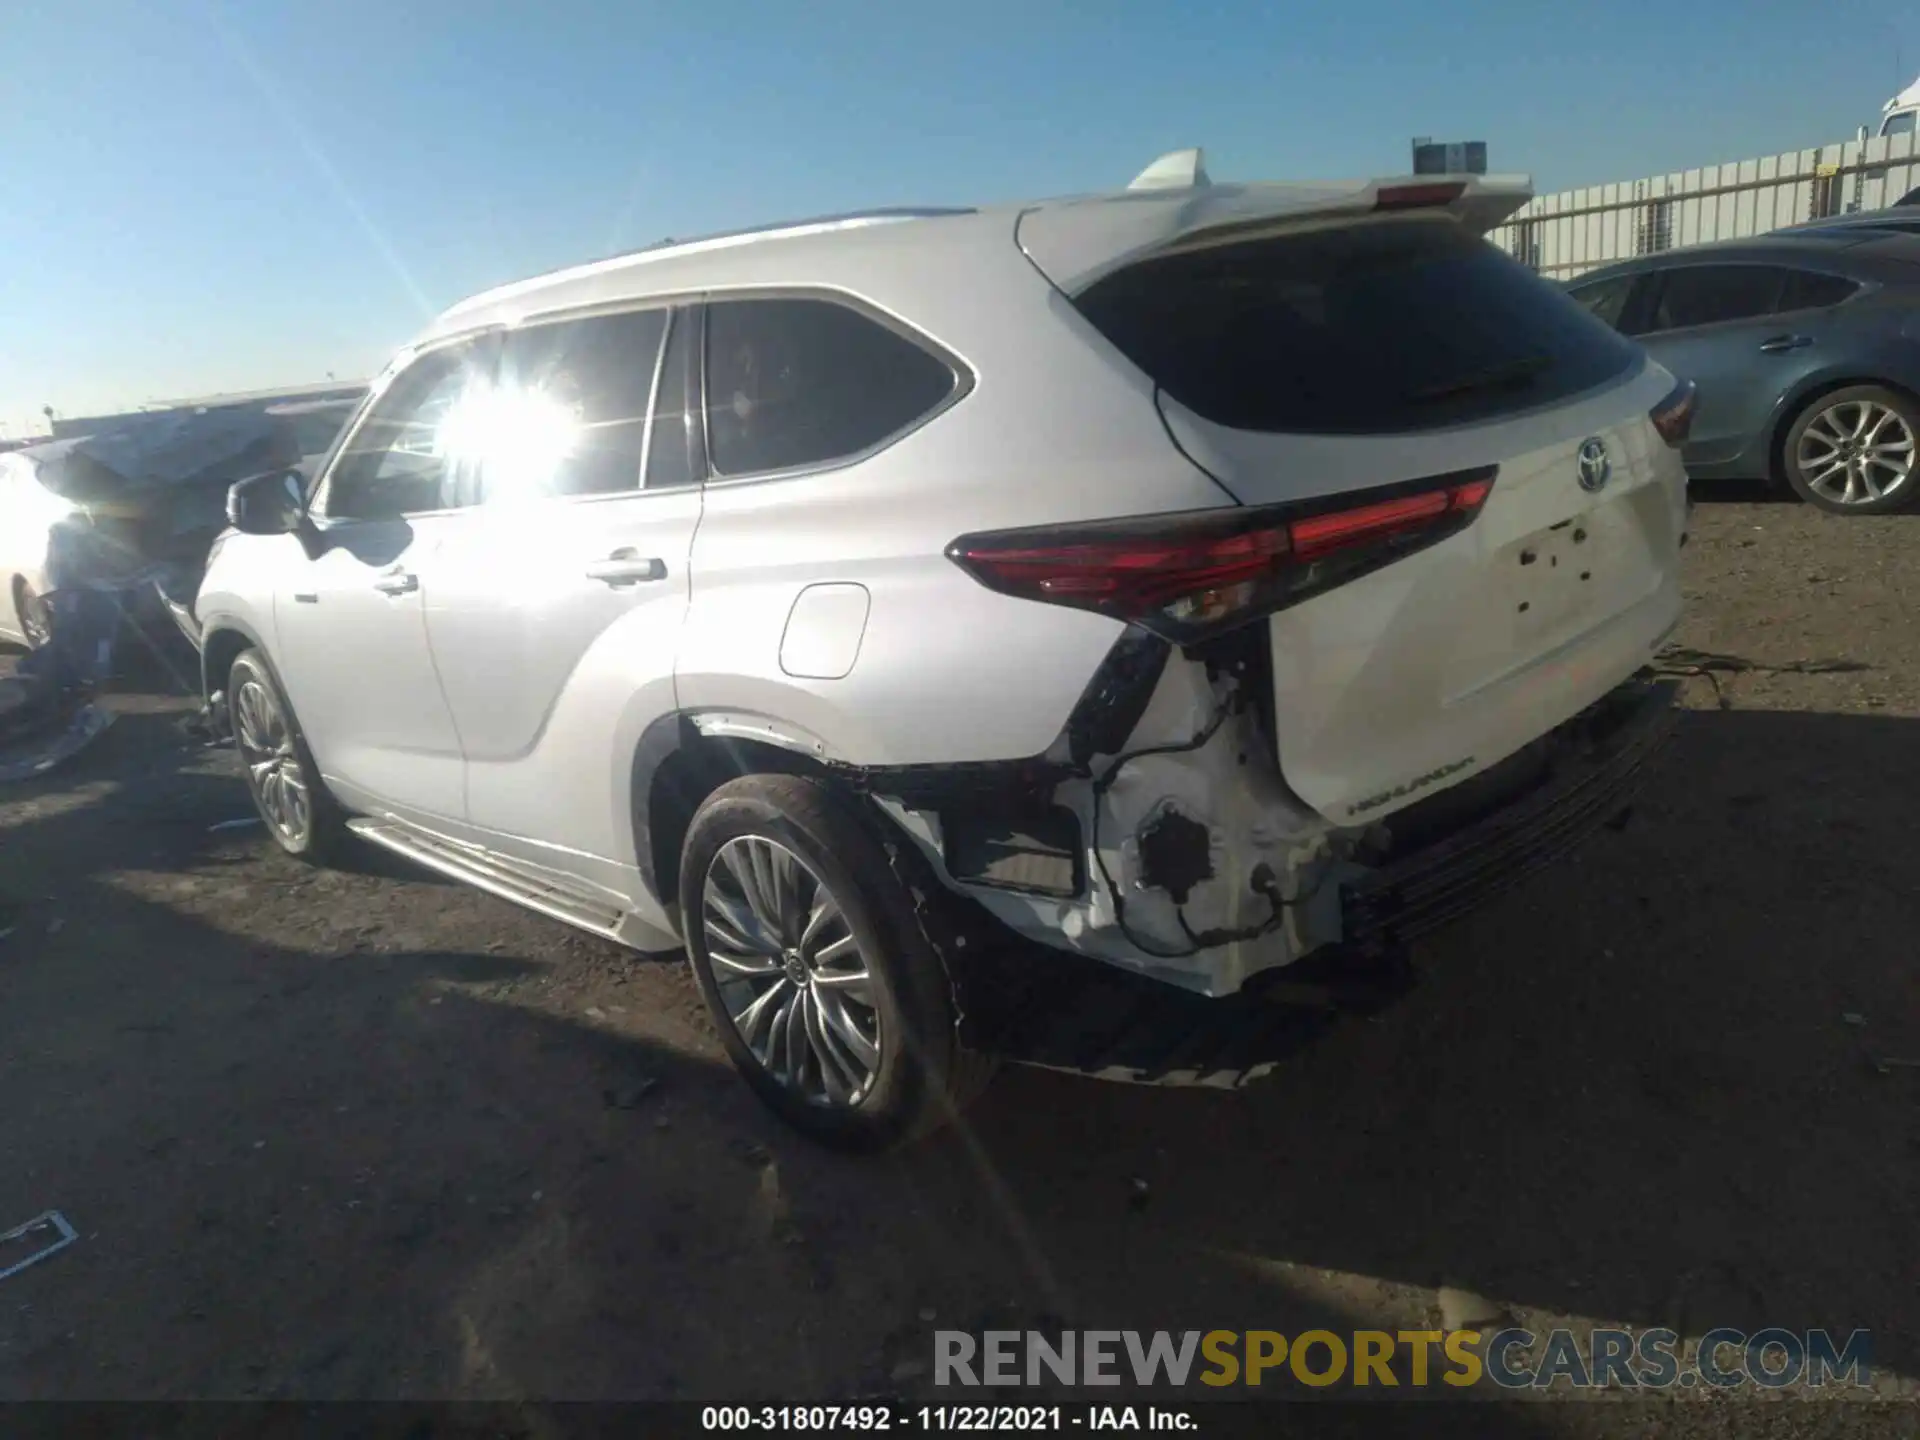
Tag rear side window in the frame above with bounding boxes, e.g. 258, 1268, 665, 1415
703, 298, 960, 477
1567, 274, 1637, 330
1072, 218, 1639, 435
1645, 265, 1791, 332
1780, 270, 1860, 310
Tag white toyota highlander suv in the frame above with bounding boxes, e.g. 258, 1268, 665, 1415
198, 153, 1694, 1149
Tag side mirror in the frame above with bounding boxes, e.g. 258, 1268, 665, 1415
227, 469, 305, 536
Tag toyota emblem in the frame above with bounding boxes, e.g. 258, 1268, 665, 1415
1576, 437, 1611, 494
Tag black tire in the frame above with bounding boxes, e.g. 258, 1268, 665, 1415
13, 579, 51, 650
679, 774, 996, 1151
1781, 384, 1920, 515
227, 648, 346, 862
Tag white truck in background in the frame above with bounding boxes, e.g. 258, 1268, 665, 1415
1880, 75, 1920, 139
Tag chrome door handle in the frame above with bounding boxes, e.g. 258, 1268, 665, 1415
584, 552, 667, 586
1759, 334, 1813, 353
373, 571, 419, 596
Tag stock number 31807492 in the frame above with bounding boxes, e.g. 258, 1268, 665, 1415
700, 1405, 1068, 1431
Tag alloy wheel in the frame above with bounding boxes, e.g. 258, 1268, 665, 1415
1795, 399, 1917, 507
233, 676, 311, 848
701, 835, 882, 1107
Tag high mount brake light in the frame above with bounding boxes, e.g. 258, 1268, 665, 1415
1375, 182, 1467, 211
947, 468, 1497, 645
1649, 379, 1697, 448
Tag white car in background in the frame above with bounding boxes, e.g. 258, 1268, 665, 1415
0, 453, 62, 647
155, 395, 367, 648
198, 153, 1694, 1149
0, 398, 367, 654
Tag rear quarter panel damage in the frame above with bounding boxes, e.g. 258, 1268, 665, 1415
872, 651, 1357, 998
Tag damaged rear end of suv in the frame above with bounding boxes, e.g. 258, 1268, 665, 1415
787, 163, 1692, 1123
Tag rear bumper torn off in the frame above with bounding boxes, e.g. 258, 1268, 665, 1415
1341, 674, 1679, 953
948, 675, 1678, 1088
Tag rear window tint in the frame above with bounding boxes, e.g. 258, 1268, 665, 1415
1780, 270, 1860, 309
1646, 265, 1789, 331
1567, 273, 1636, 329
1074, 218, 1640, 435
704, 298, 960, 477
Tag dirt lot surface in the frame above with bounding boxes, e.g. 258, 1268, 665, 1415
2, 487, 1917, 1431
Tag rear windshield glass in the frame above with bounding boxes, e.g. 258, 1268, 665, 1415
1075, 217, 1640, 435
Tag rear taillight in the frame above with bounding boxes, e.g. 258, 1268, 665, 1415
1375, 182, 1466, 211
947, 468, 1496, 644
1650, 379, 1697, 448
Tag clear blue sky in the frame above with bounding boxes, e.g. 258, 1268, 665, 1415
1, 0, 1911, 437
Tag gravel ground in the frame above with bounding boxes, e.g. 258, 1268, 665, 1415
0, 487, 1916, 1431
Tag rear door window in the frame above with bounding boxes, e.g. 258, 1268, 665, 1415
1566, 274, 1637, 330
1643, 265, 1792, 333
1779, 270, 1861, 310
486, 307, 669, 501
1072, 218, 1639, 435
703, 297, 962, 477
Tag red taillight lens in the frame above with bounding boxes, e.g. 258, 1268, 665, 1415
948, 469, 1496, 644
1375, 182, 1467, 211
1650, 379, 1697, 448
1290, 477, 1493, 561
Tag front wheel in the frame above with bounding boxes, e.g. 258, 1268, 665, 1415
1782, 385, 1920, 515
228, 649, 344, 861
679, 774, 995, 1151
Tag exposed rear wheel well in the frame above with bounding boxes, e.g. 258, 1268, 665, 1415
644, 732, 835, 918
1770, 376, 1920, 484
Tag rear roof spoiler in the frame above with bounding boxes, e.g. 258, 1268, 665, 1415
1022, 167, 1535, 294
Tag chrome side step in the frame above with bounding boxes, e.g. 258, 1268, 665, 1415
348, 817, 627, 940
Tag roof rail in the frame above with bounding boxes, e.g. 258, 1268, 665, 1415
1128, 148, 1211, 191
441, 207, 980, 323
620, 206, 975, 261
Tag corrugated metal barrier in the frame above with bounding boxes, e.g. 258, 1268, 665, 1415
1489, 131, 1920, 279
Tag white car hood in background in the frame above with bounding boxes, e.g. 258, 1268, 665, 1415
14, 409, 285, 503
